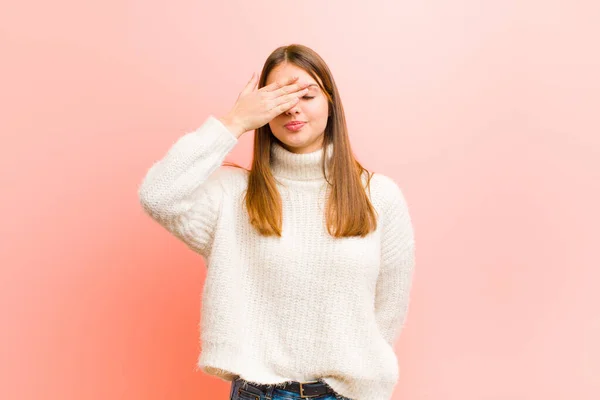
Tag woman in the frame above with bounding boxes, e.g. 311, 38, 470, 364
138, 44, 416, 400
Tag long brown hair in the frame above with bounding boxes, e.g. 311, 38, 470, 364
223, 44, 377, 238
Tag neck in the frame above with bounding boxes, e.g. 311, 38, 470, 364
270, 141, 334, 181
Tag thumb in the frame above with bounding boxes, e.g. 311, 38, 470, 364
240, 72, 257, 96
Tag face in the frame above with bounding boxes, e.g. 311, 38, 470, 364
266, 63, 330, 154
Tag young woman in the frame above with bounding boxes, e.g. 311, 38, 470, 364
138, 44, 416, 400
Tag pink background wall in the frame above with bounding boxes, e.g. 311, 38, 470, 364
1, 1, 598, 399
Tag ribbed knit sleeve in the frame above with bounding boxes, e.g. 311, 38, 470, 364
137, 115, 239, 259
375, 180, 416, 347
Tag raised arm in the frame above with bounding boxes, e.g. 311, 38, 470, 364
137, 116, 239, 258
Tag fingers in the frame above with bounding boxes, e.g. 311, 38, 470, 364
283, 88, 309, 104
272, 96, 301, 115
239, 72, 258, 97
270, 88, 308, 111
271, 80, 311, 98
261, 75, 303, 93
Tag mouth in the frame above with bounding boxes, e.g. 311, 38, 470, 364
284, 121, 306, 128
284, 121, 306, 132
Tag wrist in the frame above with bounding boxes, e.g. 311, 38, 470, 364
218, 115, 245, 138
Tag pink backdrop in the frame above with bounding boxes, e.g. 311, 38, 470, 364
1, 1, 598, 399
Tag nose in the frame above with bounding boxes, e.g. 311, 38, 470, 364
285, 103, 300, 115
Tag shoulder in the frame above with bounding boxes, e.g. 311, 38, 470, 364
363, 171, 407, 212
367, 173, 414, 244
210, 164, 249, 182
203, 164, 249, 196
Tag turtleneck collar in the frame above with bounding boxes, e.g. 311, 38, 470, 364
270, 141, 334, 181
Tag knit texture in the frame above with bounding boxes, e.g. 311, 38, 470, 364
138, 116, 416, 400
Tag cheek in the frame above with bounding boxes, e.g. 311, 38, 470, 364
305, 98, 329, 118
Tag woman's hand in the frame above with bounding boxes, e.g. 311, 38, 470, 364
219, 73, 310, 138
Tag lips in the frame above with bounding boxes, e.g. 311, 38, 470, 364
285, 121, 306, 128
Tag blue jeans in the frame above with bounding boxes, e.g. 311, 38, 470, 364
229, 377, 352, 400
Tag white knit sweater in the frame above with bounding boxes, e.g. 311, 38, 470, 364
137, 115, 416, 400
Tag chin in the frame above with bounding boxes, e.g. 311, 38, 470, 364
283, 134, 310, 145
